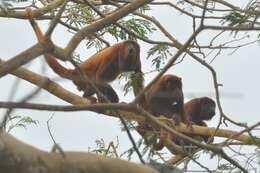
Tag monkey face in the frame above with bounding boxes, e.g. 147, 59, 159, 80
199, 97, 216, 121
144, 74, 185, 118
118, 41, 141, 72
163, 75, 184, 107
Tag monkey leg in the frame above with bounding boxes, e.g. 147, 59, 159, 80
153, 116, 177, 151
95, 82, 119, 103
83, 84, 97, 103
195, 121, 214, 143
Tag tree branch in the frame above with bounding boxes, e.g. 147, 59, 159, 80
0, 132, 159, 173
0, 101, 258, 145
0, 0, 65, 19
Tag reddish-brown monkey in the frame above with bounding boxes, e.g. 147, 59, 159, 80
137, 74, 188, 151
26, 8, 142, 103
184, 97, 216, 142
155, 97, 216, 152
142, 75, 185, 122
185, 97, 216, 124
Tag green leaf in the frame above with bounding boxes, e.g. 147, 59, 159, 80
218, 163, 235, 171
147, 44, 173, 70
105, 18, 156, 40
7, 116, 38, 132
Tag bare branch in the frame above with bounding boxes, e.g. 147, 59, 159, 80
0, 0, 64, 19
0, 43, 46, 78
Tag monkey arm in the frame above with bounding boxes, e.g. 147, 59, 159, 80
95, 81, 119, 103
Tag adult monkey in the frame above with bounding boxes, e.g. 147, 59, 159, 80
142, 75, 186, 122
166, 97, 216, 163
184, 97, 216, 142
171, 97, 216, 148
26, 8, 143, 103
138, 74, 189, 151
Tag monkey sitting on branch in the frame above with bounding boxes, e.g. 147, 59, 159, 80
26, 8, 143, 103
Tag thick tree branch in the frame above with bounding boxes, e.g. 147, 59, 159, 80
0, 43, 46, 78
0, 59, 91, 105
0, 101, 258, 145
0, 0, 64, 19
0, 132, 159, 173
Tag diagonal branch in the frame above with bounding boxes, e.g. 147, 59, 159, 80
0, 43, 46, 78
0, 59, 91, 105
0, 0, 65, 19
64, 0, 153, 54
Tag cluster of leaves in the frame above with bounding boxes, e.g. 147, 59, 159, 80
222, 0, 260, 28
7, 115, 38, 132
90, 138, 119, 158
118, 118, 137, 131
222, 12, 249, 27
138, 4, 151, 14
64, 3, 97, 28
147, 44, 173, 70
104, 17, 156, 40
0, 0, 28, 13
122, 136, 167, 162
122, 71, 143, 96
85, 38, 106, 51
218, 163, 236, 172
63, 2, 155, 41
122, 138, 146, 161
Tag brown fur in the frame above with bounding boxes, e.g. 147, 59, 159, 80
138, 74, 188, 151
154, 97, 216, 152
185, 97, 216, 124
142, 75, 185, 122
26, 8, 142, 103
184, 97, 216, 142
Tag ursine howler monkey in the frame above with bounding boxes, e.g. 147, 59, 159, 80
142, 74, 185, 122
184, 97, 216, 142
164, 97, 216, 153
153, 97, 216, 152
26, 8, 142, 103
138, 74, 188, 151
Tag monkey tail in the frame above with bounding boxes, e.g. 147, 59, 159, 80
26, 8, 73, 79
44, 57, 74, 79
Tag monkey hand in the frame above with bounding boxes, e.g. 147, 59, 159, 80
158, 116, 174, 128
86, 96, 97, 104
153, 116, 175, 151
185, 119, 194, 132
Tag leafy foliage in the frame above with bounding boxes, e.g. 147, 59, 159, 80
138, 4, 151, 14
105, 18, 156, 40
122, 71, 143, 96
85, 38, 106, 51
222, 0, 260, 28
121, 138, 144, 161
90, 138, 119, 158
218, 163, 235, 171
119, 118, 137, 131
0, 0, 28, 12
65, 4, 96, 28
7, 115, 38, 132
147, 44, 173, 70
222, 12, 248, 27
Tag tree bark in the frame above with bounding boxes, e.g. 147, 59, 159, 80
0, 132, 159, 173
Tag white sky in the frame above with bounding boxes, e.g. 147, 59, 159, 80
0, 1, 259, 171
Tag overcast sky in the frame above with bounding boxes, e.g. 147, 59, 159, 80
0, 0, 259, 171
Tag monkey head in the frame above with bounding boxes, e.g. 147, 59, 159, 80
161, 75, 184, 113
118, 40, 141, 72
187, 97, 216, 123
146, 74, 184, 118
199, 97, 216, 121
